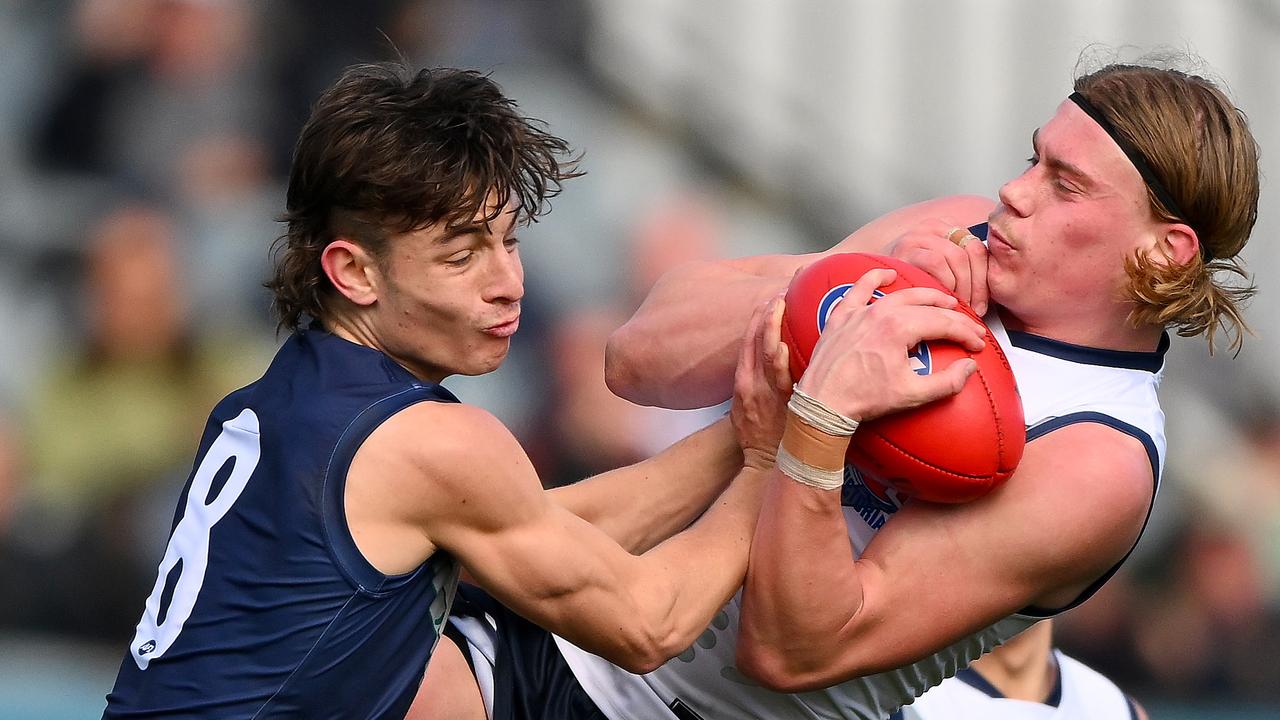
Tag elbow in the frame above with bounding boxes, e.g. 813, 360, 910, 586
603, 581, 702, 674
606, 621, 686, 675
604, 324, 652, 405
736, 643, 852, 693
736, 640, 819, 693
736, 619, 861, 692
612, 645, 671, 676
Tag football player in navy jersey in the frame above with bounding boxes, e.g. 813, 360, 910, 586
102, 62, 977, 719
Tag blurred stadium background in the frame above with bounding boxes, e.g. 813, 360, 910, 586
0, 1, 1277, 717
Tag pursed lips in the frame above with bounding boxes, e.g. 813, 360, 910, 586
988, 223, 1015, 251
482, 314, 521, 336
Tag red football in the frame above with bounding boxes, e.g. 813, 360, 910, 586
781, 253, 1024, 503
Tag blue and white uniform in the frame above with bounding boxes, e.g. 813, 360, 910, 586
453, 305, 1168, 720
104, 327, 461, 719
897, 650, 1142, 720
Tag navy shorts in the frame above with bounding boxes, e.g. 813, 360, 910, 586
445, 583, 608, 720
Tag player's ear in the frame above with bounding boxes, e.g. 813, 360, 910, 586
1146, 222, 1200, 268
321, 239, 380, 306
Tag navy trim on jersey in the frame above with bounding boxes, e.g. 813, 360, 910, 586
950, 658, 1062, 706
1020, 412, 1159, 617
1026, 412, 1160, 480
955, 667, 1003, 699
322, 385, 459, 596
1005, 331, 1168, 373
1044, 654, 1063, 707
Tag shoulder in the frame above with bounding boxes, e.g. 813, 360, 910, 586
364, 401, 525, 483
346, 399, 544, 543
1007, 423, 1153, 602
1020, 422, 1154, 513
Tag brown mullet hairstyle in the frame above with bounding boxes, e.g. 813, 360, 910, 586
1073, 60, 1260, 354
266, 63, 581, 332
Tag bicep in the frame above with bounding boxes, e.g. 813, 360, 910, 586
821, 425, 1152, 677
414, 413, 654, 642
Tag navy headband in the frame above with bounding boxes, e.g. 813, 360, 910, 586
1068, 91, 1209, 260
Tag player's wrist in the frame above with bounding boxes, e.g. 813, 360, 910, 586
741, 446, 777, 472
792, 378, 869, 424
776, 411, 851, 490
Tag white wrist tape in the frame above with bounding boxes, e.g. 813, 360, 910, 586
776, 444, 845, 490
788, 386, 860, 436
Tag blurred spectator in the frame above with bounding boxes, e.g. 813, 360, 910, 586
25, 203, 266, 525
625, 193, 725, 309
0, 410, 20, 537
1197, 394, 1280, 603
19, 204, 268, 626
0, 408, 45, 633
34, 0, 268, 197
1133, 525, 1280, 701
263, 0, 418, 175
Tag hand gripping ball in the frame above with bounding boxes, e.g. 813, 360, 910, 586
781, 253, 1025, 503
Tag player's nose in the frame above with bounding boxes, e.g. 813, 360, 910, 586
997, 170, 1035, 218
484, 247, 524, 303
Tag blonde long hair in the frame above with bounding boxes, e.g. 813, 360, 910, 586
1074, 60, 1259, 353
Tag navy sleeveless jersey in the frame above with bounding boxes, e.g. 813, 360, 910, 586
104, 328, 461, 719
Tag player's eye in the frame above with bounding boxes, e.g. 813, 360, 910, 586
503, 237, 520, 251
445, 251, 473, 267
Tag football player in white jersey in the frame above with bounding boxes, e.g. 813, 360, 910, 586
417, 57, 1259, 720
898, 620, 1148, 720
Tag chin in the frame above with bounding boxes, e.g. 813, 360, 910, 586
464, 350, 510, 377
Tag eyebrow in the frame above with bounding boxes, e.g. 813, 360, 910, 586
435, 223, 486, 245
1031, 129, 1096, 188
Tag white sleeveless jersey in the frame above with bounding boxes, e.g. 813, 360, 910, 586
556, 314, 1167, 720
901, 650, 1140, 719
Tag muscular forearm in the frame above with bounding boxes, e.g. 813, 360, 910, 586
623, 463, 770, 666
549, 417, 741, 553
738, 470, 869, 690
606, 260, 798, 409
511, 463, 770, 675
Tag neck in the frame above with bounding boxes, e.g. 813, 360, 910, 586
324, 313, 448, 384
968, 621, 1057, 703
997, 306, 1164, 353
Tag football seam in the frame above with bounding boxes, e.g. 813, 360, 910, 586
973, 359, 1006, 463
986, 338, 1022, 472
863, 432, 996, 482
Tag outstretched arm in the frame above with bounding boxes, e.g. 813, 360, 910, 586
354, 298, 791, 673
547, 416, 738, 554
606, 195, 994, 409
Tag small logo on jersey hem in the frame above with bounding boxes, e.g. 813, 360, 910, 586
138, 640, 156, 655
840, 465, 902, 529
